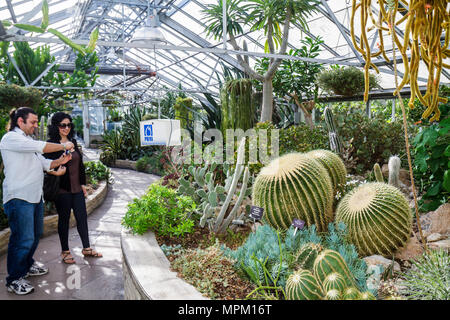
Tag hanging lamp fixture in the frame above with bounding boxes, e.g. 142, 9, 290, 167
131, 1, 167, 46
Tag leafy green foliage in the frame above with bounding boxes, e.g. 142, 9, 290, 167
122, 184, 196, 237
401, 249, 450, 300
316, 66, 379, 97
84, 160, 111, 187
0, 83, 42, 112
412, 116, 450, 211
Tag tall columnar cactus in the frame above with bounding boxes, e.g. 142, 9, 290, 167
324, 107, 343, 154
285, 269, 323, 300
306, 149, 347, 195
322, 272, 346, 293
313, 249, 357, 288
294, 242, 324, 271
388, 155, 401, 188
373, 163, 384, 183
252, 153, 334, 231
335, 182, 412, 256
39, 115, 46, 141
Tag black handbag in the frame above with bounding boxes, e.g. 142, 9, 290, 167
43, 173, 60, 202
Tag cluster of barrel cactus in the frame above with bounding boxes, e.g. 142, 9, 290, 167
177, 138, 252, 234
286, 248, 375, 300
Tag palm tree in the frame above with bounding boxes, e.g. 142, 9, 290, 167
203, 0, 319, 122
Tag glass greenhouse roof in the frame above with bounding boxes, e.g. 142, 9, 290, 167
1, 0, 449, 105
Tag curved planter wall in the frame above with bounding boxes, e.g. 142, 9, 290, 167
0, 181, 108, 256
121, 228, 208, 300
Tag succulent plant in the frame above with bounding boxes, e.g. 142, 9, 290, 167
306, 149, 347, 195
285, 269, 323, 300
342, 287, 361, 300
335, 182, 412, 256
322, 272, 347, 293
313, 249, 357, 288
252, 152, 334, 231
324, 107, 343, 155
373, 163, 384, 183
388, 155, 401, 187
359, 291, 376, 300
294, 242, 324, 271
325, 289, 342, 300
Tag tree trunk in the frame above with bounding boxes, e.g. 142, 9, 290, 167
260, 79, 274, 122
303, 111, 314, 129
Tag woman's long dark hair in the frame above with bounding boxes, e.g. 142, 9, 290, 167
48, 112, 74, 141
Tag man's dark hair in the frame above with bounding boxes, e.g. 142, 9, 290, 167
48, 112, 74, 141
7, 107, 37, 131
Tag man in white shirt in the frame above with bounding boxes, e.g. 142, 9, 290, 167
0, 107, 74, 295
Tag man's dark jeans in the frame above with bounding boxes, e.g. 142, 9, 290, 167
3, 198, 44, 285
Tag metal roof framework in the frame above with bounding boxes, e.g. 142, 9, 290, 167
1, 0, 449, 107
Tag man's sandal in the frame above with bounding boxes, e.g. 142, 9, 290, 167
82, 248, 103, 258
61, 251, 76, 264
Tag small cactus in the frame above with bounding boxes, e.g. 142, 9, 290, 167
324, 107, 343, 154
335, 182, 412, 256
313, 249, 357, 288
322, 272, 347, 293
359, 291, 376, 300
388, 155, 401, 187
325, 289, 341, 300
342, 287, 361, 300
294, 242, 324, 271
285, 269, 323, 300
373, 163, 384, 183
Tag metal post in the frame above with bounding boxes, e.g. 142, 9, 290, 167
222, 0, 227, 50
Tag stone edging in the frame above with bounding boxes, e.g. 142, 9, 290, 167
0, 180, 108, 256
121, 228, 208, 300
111, 159, 138, 171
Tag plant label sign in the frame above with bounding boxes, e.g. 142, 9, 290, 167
249, 206, 264, 221
140, 119, 181, 146
292, 218, 305, 236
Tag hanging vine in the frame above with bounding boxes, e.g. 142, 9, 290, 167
350, 0, 449, 121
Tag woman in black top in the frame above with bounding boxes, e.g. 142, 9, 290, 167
44, 112, 102, 264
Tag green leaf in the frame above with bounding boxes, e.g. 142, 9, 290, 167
444, 145, 450, 157
443, 170, 450, 192
14, 24, 45, 33
1, 20, 12, 27
41, 0, 49, 30
425, 181, 442, 197
86, 27, 99, 53
48, 28, 86, 55
414, 153, 429, 173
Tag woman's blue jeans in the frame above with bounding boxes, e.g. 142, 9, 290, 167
3, 198, 44, 285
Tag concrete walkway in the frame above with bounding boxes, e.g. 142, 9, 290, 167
0, 148, 159, 300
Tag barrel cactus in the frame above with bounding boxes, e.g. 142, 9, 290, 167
306, 149, 347, 196
322, 272, 347, 293
359, 291, 376, 300
342, 287, 361, 300
325, 289, 341, 300
335, 182, 412, 256
294, 242, 324, 271
313, 249, 357, 288
252, 153, 334, 231
285, 269, 323, 300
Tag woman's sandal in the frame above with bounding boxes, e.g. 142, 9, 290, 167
82, 248, 103, 258
61, 251, 76, 264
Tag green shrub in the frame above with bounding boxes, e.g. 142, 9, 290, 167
135, 156, 150, 172
401, 249, 450, 300
316, 66, 379, 97
84, 160, 111, 184
122, 184, 196, 237
329, 108, 416, 173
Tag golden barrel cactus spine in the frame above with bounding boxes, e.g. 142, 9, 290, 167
252, 153, 334, 231
313, 249, 357, 288
335, 182, 412, 256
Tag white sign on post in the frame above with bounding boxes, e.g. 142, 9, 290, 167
140, 119, 182, 146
